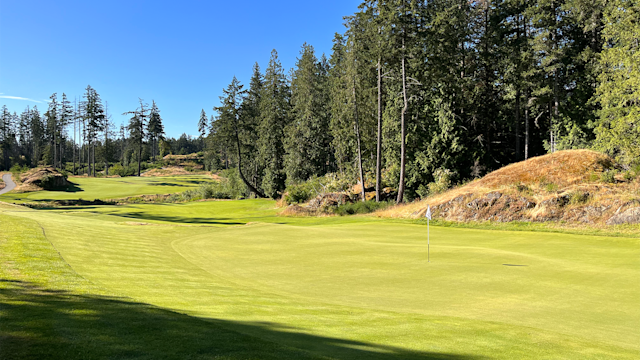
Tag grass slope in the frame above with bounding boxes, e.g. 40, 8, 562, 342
0, 175, 212, 203
1, 200, 639, 359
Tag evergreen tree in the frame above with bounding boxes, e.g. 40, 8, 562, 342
214, 76, 266, 197
284, 43, 332, 182
328, 33, 356, 177
0, 105, 13, 170
29, 106, 45, 167
257, 50, 290, 198
147, 100, 164, 162
593, 0, 639, 166
82, 85, 105, 176
59, 93, 74, 169
45, 93, 59, 168
198, 109, 208, 140
124, 99, 149, 176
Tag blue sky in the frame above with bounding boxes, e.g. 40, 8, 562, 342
0, 0, 360, 137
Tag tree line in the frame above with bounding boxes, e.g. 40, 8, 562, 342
204, 0, 638, 202
0, 85, 205, 176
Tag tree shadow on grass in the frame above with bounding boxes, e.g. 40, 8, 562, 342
0, 280, 485, 360
102, 211, 246, 225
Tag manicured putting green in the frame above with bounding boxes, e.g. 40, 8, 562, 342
1, 200, 639, 359
0, 175, 212, 202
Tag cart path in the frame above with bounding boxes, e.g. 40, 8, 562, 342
0, 173, 16, 195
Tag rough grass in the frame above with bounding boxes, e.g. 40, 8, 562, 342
377, 150, 639, 224
1, 200, 638, 359
141, 166, 207, 177
0, 175, 214, 203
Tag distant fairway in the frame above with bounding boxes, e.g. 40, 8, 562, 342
1, 200, 639, 359
0, 175, 213, 202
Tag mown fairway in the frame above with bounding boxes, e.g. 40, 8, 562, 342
1, 199, 639, 359
0, 175, 213, 203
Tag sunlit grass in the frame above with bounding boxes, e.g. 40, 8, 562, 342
0, 175, 213, 203
1, 200, 639, 359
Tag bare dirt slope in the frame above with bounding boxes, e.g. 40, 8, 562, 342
377, 150, 640, 225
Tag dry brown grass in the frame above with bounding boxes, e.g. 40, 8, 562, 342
376, 150, 636, 223
142, 166, 208, 177
162, 153, 201, 161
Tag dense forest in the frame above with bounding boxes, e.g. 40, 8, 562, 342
1, 0, 637, 202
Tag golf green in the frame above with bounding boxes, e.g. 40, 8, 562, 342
1, 199, 638, 359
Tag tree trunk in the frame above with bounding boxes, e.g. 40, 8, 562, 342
87, 141, 91, 176
73, 117, 76, 175
396, 30, 408, 204
551, 1, 559, 153
515, 89, 521, 160
137, 142, 141, 177
353, 78, 366, 203
53, 129, 57, 169
376, 57, 382, 202
232, 118, 265, 198
92, 142, 96, 177
525, 89, 530, 160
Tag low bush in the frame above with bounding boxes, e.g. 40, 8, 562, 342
545, 183, 559, 192
623, 171, 635, 182
283, 173, 354, 205
600, 170, 616, 184
568, 191, 590, 205
426, 168, 454, 197
333, 200, 392, 216
285, 185, 312, 204
179, 168, 248, 202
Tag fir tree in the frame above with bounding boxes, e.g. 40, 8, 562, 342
214, 76, 266, 197
82, 86, 105, 176
284, 43, 332, 182
593, 0, 639, 165
147, 101, 164, 162
257, 50, 290, 198
124, 99, 149, 176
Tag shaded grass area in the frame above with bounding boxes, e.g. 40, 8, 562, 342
0, 175, 213, 203
0, 213, 482, 360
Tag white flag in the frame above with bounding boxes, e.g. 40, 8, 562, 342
425, 205, 432, 220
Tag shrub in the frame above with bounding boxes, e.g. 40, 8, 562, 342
110, 163, 138, 177
415, 184, 429, 199
285, 185, 312, 204
334, 200, 392, 216
427, 168, 453, 196
623, 171, 635, 182
545, 183, 559, 192
10, 164, 28, 175
600, 170, 616, 183
568, 191, 590, 205
282, 173, 354, 204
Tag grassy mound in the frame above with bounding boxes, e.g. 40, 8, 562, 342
378, 150, 640, 225
475, 149, 615, 188
15, 167, 70, 191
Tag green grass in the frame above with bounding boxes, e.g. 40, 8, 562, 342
0, 175, 213, 203
1, 200, 639, 359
